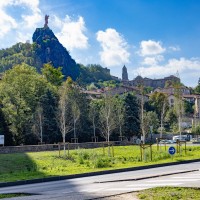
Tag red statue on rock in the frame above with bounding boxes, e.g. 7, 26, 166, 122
44, 15, 49, 28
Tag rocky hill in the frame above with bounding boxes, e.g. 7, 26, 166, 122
32, 27, 79, 80
0, 25, 116, 84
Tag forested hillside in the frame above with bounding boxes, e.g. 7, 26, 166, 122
0, 26, 117, 85
0, 42, 35, 72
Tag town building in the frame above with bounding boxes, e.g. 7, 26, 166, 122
121, 66, 180, 89
155, 86, 191, 95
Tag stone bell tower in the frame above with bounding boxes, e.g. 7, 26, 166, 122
122, 65, 128, 81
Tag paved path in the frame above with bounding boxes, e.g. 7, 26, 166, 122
0, 162, 200, 200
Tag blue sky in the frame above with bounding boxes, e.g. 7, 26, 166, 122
0, 0, 200, 87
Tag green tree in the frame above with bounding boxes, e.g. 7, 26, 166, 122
42, 63, 64, 86
39, 89, 59, 143
191, 125, 200, 138
32, 103, 44, 143
99, 95, 117, 143
71, 101, 80, 139
57, 79, 73, 156
143, 111, 159, 135
150, 92, 169, 138
0, 63, 53, 145
194, 85, 200, 94
0, 106, 13, 145
123, 93, 140, 139
89, 100, 100, 139
165, 107, 178, 131
114, 95, 125, 140
184, 100, 194, 115
174, 82, 185, 138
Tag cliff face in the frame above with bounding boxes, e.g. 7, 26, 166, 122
32, 27, 79, 80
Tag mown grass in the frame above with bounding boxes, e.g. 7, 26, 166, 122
137, 187, 200, 200
0, 145, 200, 182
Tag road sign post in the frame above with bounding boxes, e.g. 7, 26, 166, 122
0, 135, 4, 146
168, 146, 176, 160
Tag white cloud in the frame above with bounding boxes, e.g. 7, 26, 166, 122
0, 1, 89, 60
52, 15, 63, 29
142, 55, 164, 65
169, 45, 181, 52
0, 0, 42, 43
96, 28, 130, 67
139, 40, 166, 56
14, 0, 42, 29
56, 15, 88, 51
0, 1, 18, 38
133, 57, 200, 79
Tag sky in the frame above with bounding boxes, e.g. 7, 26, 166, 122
0, 0, 200, 87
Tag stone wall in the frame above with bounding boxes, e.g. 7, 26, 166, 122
0, 141, 132, 154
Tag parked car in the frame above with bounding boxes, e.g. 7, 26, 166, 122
159, 140, 175, 144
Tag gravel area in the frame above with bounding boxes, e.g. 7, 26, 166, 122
94, 192, 139, 200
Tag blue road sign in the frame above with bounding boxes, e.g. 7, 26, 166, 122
168, 146, 176, 155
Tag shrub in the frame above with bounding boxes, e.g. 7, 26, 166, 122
93, 157, 112, 168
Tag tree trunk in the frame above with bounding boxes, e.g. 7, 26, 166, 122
160, 115, 163, 138
93, 118, 96, 137
39, 114, 43, 143
119, 125, 122, 138
107, 130, 111, 156
63, 133, 66, 157
74, 119, 76, 138
141, 94, 145, 144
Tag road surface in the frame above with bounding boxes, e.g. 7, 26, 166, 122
0, 161, 200, 200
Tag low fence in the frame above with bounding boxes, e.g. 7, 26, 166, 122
0, 141, 132, 154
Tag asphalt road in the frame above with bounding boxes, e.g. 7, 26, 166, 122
0, 162, 200, 200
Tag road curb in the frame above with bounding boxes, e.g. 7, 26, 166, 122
95, 169, 199, 183
0, 159, 199, 188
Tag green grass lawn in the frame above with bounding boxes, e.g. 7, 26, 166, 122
137, 187, 200, 200
0, 193, 30, 199
0, 145, 200, 182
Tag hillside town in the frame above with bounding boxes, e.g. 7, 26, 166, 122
84, 65, 200, 133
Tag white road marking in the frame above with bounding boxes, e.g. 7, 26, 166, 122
147, 179, 200, 183
105, 188, 136, 191
127, 183, 181, 187
80, 188, 106, 193
62, 191, 75, 194
171, 176, 200, 179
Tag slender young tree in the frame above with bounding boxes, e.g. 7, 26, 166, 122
115, 96, 125, 140
32, 103, 44, 143
150, 92, 168, 138
143, 111, 159, 138
57, 79, 73, 156
99, 95, 116, 155
174, 83, 184, 139
71, 101, 80, 140
138, 84, 146, 144
89, 101, 99, 139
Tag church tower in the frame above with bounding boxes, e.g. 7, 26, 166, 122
122, 65, 128, 81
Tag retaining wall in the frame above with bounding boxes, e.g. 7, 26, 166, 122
0, 141, 132, 154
